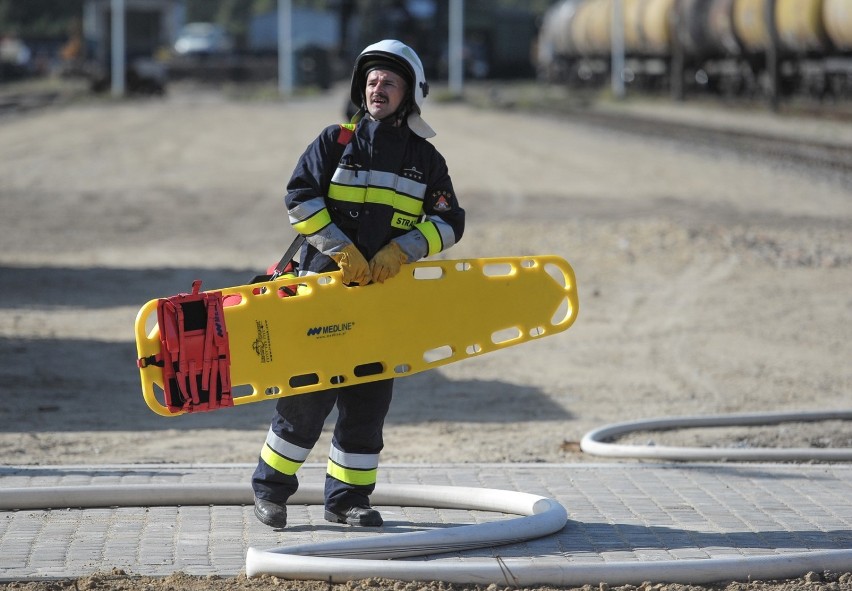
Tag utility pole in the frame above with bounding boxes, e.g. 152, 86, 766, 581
278, 0, 293, 96
765, 0, 779, 111
448, 0, 464, 98
611, 0, 625, 99
110, 0, 125, 97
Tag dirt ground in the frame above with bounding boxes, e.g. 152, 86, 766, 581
0, 81, 850, 591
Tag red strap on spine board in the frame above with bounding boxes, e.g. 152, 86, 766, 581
150, 280, 233, 413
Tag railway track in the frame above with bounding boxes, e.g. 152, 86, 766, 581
0, 91, 66, 117
560, 108, 852, 176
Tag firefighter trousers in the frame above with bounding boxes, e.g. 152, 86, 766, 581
251, 378, 394, 513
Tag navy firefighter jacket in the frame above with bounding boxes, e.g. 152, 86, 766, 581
285, 117, 465, 275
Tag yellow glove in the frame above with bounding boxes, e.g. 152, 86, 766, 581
370, 241, 408, 284
329, 243, 371, 286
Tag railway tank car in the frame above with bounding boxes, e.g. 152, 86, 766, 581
825, 0, 852, 51
536, 0, 852, 100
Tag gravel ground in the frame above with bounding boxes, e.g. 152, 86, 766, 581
0, 79, 850, 590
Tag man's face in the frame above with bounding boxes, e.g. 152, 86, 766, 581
365, 68, 407, 121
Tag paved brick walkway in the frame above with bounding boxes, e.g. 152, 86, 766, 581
1, 463, 851, 581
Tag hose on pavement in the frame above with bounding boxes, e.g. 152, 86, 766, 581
3, 409, 851, 585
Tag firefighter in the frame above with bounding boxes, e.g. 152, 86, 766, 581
252, 39, 465, 528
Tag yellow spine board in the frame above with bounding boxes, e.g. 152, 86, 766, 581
135, 255, 579, 417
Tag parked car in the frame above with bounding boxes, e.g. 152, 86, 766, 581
173, 23, 233, 56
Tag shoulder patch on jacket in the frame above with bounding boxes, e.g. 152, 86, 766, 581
432, 190, 453, 212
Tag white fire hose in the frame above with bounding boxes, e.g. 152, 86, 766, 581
2, 409, 851, 585
3, 480, 850, 585
581, 409, 852, 461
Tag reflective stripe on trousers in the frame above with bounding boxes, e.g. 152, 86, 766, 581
252, 379, 394, 510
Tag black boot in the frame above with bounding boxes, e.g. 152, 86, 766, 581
324, 505, 383, 527
254, 498, 288, 528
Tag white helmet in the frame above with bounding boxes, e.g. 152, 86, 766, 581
350, 39, 434, 138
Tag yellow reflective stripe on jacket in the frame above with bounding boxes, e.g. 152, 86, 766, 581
261, 444, 303, 476
328, 185, 424, 217
332, 169, 426, 199
365, 187, 424, 216
292, 208, 332, 235
392, 193, 424, 215
365, 186, 396, 207
328, 168, 426, 217
326, 460, 378, 486
328, 182, 364, 204
415, 220, 443, 256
